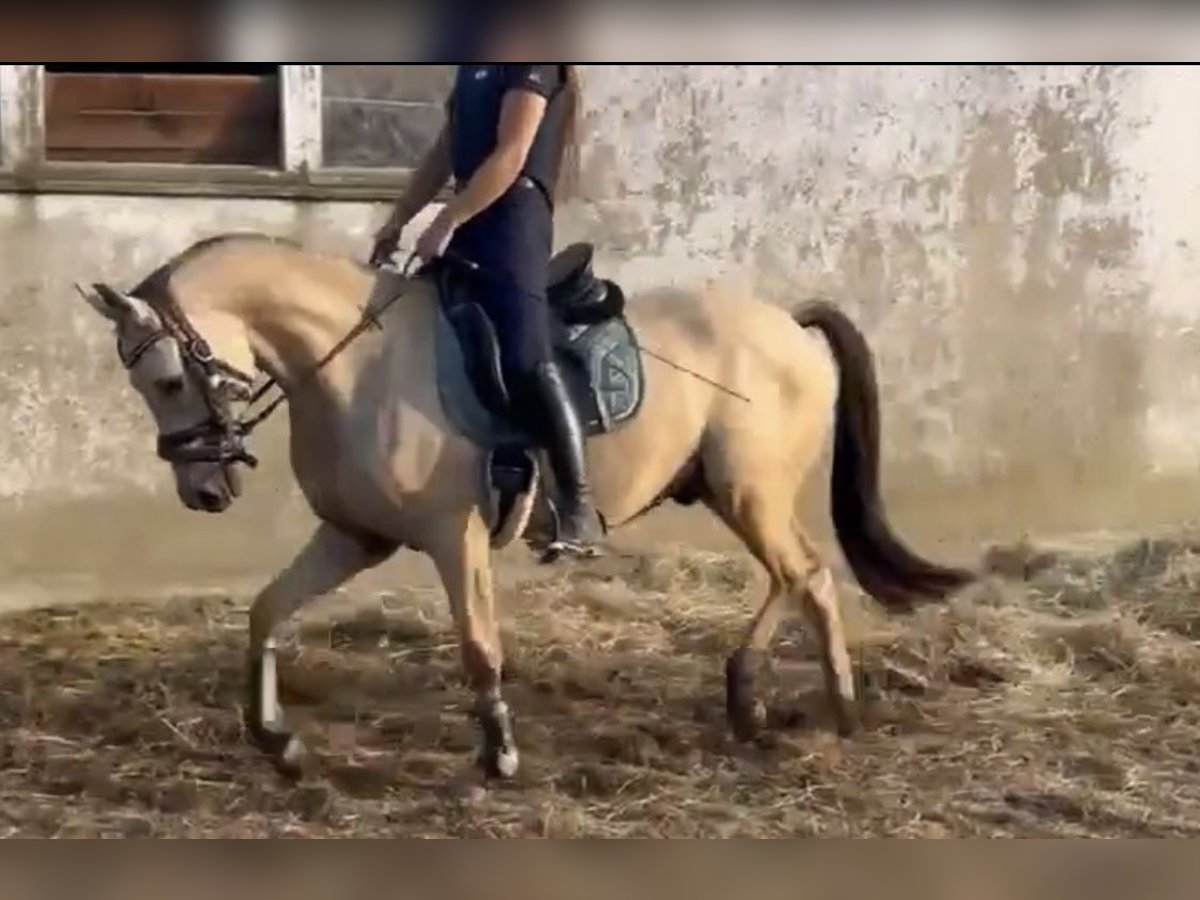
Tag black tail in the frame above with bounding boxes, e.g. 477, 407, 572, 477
793, 300, 975, 610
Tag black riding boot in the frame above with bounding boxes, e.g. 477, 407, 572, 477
526, 360, 604, 557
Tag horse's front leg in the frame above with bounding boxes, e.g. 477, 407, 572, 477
247, 522, 394, 776
429, 513, 517, 779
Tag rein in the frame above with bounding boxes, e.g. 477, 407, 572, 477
236, 252, 420, 435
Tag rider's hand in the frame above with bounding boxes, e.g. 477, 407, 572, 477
414, 207, 458, 263
369, 217, 404, 268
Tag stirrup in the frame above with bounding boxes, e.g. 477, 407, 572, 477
539, 501, 605, 563
541, 537, 603, 564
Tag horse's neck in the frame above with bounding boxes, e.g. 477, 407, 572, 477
199, 257, 376, 395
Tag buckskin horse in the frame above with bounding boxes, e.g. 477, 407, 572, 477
77, 233, 973, 778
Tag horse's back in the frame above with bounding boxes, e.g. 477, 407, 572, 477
625, 284, 836, 412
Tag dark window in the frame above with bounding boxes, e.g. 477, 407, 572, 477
322, 65, 453, 168
44, 64, 282, 167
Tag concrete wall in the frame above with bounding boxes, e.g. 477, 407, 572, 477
4, 64, 1200, 598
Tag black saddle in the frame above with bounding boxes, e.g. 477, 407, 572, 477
431, 242, 629, 421
546, 242, 626, 326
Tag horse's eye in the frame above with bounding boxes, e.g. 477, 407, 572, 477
156, 376, 185, 397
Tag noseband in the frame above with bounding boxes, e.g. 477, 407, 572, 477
110, 286, 260, 470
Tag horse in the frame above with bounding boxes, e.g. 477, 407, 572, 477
76, 233, 974, 778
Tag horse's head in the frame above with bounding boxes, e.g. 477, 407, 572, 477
78, 281, 259, 514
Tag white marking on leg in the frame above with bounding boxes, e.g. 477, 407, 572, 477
247, 524, 394, 743
260, 636, 280, 728
483, 698, 519, 778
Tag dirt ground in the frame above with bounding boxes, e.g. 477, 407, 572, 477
2, 529, 1200, 838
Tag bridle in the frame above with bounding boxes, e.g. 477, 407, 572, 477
90, 251, 421, 474
100, 283, 261, 469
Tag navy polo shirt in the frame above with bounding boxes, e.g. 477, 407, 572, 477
449, 64, 568, 203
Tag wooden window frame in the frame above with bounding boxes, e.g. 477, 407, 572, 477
0, 64, 416, 201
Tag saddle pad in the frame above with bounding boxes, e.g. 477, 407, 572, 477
435, 306, 646, 447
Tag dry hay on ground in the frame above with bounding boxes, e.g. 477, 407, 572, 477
1, 533, 1200, 837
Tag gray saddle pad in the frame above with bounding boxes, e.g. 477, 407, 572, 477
435, 308, 645, 447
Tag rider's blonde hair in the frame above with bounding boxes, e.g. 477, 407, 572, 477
553, 65, 584, 204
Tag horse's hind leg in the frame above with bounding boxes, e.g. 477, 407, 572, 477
247, 523, 394, 775
792, 528, 858, 735
724, 570, 789, 742
714, 488, 857, 740
428, 512, 518, 779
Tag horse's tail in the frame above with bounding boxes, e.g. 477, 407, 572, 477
792, 300, 975, 610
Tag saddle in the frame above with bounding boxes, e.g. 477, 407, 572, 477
431, 242, 636, 426
424, 242, 645, 547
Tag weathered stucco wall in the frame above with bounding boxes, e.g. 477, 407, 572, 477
3, 64, 1200, 596
561, 64, 1200, 535
0, 197, 399, 601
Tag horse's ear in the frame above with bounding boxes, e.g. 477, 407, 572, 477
76, 282, 134, 321
75, 283, 154, 327
75, 282, 116, 320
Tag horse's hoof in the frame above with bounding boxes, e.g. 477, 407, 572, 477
274, 734, 309, 778
473, 698, 520, 780
478, 746, 521, 780
725, 652, 764, 742
834, 703, 862, 738
728, 699, 767, 743
251, 723, 308, 779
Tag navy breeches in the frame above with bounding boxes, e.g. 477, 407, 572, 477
473, 275, 553, 391
448, 177, 554, 399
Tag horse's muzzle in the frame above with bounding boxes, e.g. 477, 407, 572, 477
194, 486, 233, 513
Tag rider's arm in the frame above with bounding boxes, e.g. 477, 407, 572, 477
385, 121, 452, 228
439, 66, 557, 229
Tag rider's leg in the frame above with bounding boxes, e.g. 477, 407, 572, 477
451, 182, 602, 556
480, 278, 603, 556
524, 355, 604, 555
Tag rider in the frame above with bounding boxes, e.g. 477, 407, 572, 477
370, 13, 603, 558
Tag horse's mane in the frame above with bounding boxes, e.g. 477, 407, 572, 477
129, 232, 352, 304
